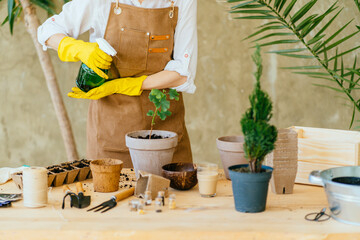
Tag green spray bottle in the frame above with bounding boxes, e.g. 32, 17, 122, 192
75, 38, 117, 92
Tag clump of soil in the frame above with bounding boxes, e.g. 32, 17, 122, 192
61, 164, 74, 170
49, 167, 65, 173
46, 165, 61, 169
74, 163, 89, 168
137, 134, 168, 139
72, 159, 90, 168
80, 159, 91, 164
73, 162, 89, 168
232, 167, 267, 173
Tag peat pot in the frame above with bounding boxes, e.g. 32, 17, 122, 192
229, 164, 273, 213
216, 136, 247, 180
126, 130, 178, 178
309, 166, 360, 225
90, 159, 123, 192
265, 128, 298, 194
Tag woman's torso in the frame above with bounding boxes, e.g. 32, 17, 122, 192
88, 0, 180, 43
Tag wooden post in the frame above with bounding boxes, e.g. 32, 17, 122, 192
18, 0, 79, 161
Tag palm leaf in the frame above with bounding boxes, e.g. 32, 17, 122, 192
276, 53, 314, 58
291, 0, 317, 24
2, 0, 58, 33
7, 0, 15, 34
350, 103, 356, 129
267, 48, 307, 53
283, 0, 297, 18
252, 32, 294, 42
257, 39, 300, 47
301, 2, 338, 37
30, 0, 56, 15
354, 0, 360, 12
281, 65, 322, 70
227, 0, 360, 128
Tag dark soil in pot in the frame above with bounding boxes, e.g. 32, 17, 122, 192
232, 167, 267, 173
73, 162, 89, 168
48, 167, 65, 173
61, 164, 74, 170
72, 159, 90, 168
72, 160, 91, 181
136, 134, 169, 139
126, 130, 178, 177
81, 159, 91, 165
332, 177, 360, 185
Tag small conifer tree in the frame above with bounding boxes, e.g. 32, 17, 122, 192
240, 45, 278, 173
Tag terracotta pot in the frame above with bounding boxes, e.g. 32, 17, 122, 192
126, 130, 178, 178
265, 128, 298, 194
216, 136, 247, 180
90, 159, 123, 192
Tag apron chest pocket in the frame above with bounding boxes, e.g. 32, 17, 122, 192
116, 28, 150, 72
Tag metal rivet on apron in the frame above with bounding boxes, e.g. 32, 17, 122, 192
169, 0, 175, 19
114, 7, 122, 15
121, 28, 124, 31
147, 32, 150, 36
166, 35, 169, 39
165, 48, 168, 51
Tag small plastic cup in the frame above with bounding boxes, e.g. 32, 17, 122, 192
197, 163, 218, 198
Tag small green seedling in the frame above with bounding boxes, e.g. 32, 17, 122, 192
147, 89, 179, 139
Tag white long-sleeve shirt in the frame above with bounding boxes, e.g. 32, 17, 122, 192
37, 0, 197, 94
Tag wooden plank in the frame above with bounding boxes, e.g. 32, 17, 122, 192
291, 126, 360, 142
298, 138, 358, 166
295, 161, 342, 184
290, 126, 360, 185
0, 177, 359, 239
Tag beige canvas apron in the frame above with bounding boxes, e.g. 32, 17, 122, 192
86, 2, 193, 168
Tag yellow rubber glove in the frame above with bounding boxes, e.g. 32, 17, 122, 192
58, 37, 112, 79
68, 76, 147, 100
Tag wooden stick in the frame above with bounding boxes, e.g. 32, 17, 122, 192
17, 0, 79, 161
114, 188, 135, 202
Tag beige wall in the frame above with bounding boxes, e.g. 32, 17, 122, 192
0, 0, 359, 168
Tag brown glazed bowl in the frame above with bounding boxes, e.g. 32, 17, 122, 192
161, 163, 198, 190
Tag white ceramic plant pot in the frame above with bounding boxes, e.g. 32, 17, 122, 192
126, 130, 178, 178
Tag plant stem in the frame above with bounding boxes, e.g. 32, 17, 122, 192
149, 107, 158, 139
258, 0, 360, 114
249, 160, 255, 173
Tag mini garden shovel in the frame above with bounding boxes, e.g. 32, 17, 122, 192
87, 187, 135, 213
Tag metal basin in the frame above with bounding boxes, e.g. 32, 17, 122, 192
309, 166, 360, 225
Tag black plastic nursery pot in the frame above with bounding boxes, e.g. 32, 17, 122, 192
228, 164, 273, 213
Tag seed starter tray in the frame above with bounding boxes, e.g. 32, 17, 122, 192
11, 159, 92, 189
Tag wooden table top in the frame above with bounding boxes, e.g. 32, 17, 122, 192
0, 174, 359, 240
